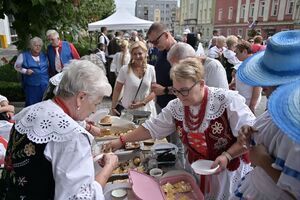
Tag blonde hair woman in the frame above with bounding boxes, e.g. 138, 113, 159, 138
110, 39, 130, 76
111, 41, 157, 117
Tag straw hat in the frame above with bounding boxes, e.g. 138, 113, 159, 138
268, 79, 300, 143
237, 30, 300, 86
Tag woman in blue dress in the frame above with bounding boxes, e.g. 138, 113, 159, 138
14, 37, 49, 106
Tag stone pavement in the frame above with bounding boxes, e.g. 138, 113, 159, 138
0, 45, 18, 65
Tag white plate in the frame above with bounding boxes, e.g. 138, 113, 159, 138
111, 188, 127, 198
106, 116, 135, 127
88, 109, 109, 123
191, 160, 219, 175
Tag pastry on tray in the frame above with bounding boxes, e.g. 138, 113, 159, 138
125, 142, 140, 150
99, 115, 112, 126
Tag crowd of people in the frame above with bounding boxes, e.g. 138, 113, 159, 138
0, 22, 299, 200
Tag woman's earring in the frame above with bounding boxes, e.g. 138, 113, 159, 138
77, 107, 80, 111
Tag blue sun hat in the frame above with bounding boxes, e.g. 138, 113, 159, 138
268, 79, 300, 144
237, 30, 300, 86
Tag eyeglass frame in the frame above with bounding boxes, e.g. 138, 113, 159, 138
149, 32, 166, 45
172, 81, 199, 97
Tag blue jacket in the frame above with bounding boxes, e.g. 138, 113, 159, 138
22, 51, 49, 86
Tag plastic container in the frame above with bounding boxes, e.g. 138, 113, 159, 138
128, 169, 204, 200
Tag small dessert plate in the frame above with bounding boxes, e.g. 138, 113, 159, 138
191, 160, 219, 175
111, 188, 127, 198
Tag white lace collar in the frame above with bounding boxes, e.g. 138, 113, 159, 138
169, 87, 234, 132
14, 100, 87, 144
49, 72, 64, 86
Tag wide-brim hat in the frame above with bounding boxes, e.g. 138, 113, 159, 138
237, 30, 300, 86
268, 79, 300, 144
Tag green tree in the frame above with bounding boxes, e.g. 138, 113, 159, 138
0, 0, 115, 50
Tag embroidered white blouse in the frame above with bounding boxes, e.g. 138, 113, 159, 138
143, 87, 255, 138
13, 100, 104, 200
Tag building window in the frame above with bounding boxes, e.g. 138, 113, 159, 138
227, 28, 232, 36
238, 28, 243, 37
259, 1, 266, 17
286, 0, 295, 14
209, 8, 212, 20
190, 3, 194, 14
271, 0, 279, 16
206, 28, 210, 36
204, 9, 207, 20
218, 8, 223, 21
249, 3, 255, 17
228, 7, 233, 20
144, 7, 148, 16
240, 4, 246, 18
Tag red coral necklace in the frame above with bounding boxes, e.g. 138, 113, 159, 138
53, 97, 71, 116
184, 86, 208, 131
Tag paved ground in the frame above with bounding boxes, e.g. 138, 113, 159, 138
0, 45, 18, 65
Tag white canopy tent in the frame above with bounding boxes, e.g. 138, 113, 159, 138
88, 10, 154, 31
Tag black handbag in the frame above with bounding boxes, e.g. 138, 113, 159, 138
115, 103, 125, 116
115, 76, 144, 116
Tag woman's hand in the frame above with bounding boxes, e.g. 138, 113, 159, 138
104, 139, 123, 152
237, 125, 258, 149
26, 69, 34, 75
211, 154, 229, 174
111, 108, 120, 116
130, 101, 145, 109
91, 125, 102, 137
100, 153, 118, 169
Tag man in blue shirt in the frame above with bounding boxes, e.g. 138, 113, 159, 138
147, 22, 177, 111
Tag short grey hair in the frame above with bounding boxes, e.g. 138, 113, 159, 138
170, 57, 205, 82
46, 29, 59, 38
29, 37, 43, 49
167, 42, 196, 64
57, 60, 112, 101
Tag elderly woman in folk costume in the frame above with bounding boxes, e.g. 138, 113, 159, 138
233, 30, 300, 200
0, 60, 118, 199
107, 57, 255, 199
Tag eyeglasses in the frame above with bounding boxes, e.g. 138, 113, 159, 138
149, 32, 166, 45
172, 81, 199, 97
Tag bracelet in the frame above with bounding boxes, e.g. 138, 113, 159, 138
119, 135, 126, 146
86, 124, 92, 132
222, 151, 233, 162
164, 86, 169, 95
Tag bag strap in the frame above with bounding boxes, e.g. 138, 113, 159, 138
133, 76, 144, 102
